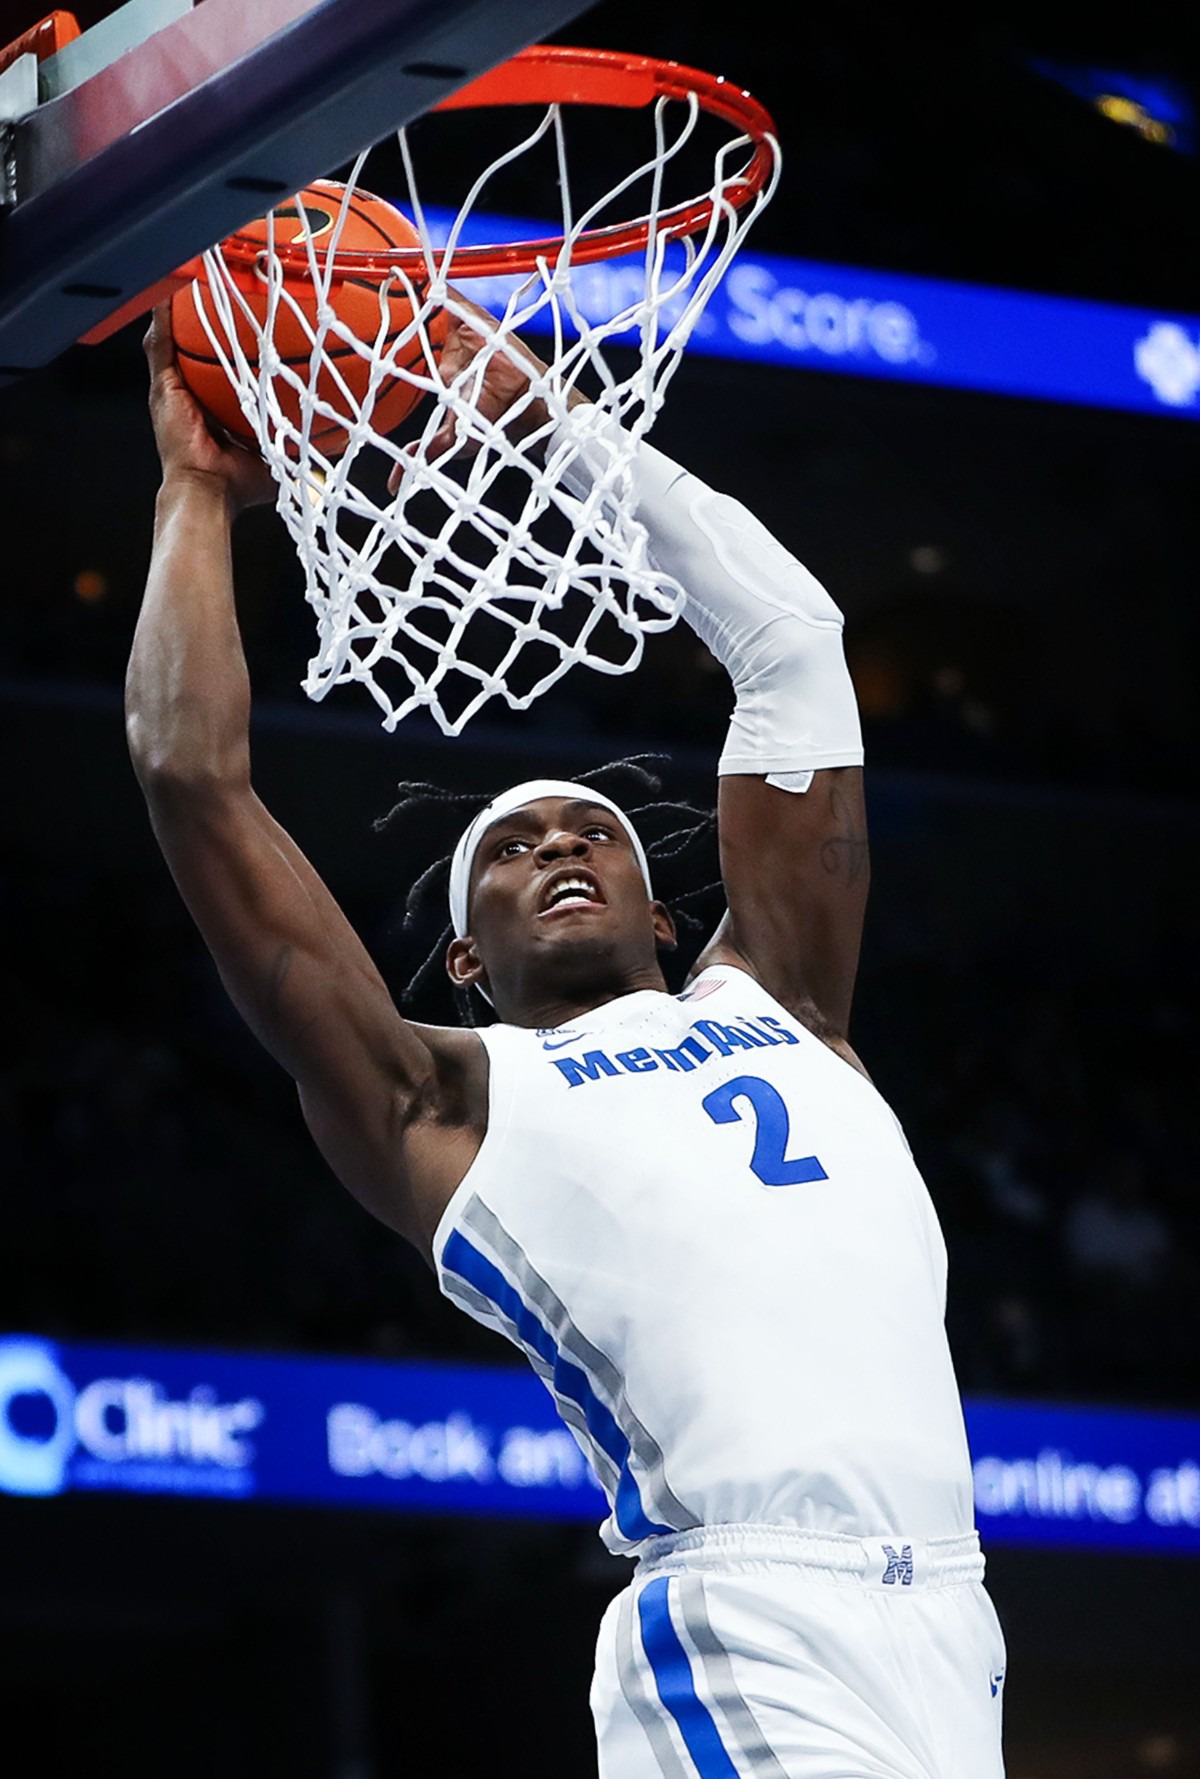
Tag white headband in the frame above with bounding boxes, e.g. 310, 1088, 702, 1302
448, 778, 654, 939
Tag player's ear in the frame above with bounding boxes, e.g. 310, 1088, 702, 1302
651, 900, 678, 953
446, 934, 489, 992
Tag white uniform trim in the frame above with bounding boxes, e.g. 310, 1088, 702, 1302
637, 1524, 986, 1591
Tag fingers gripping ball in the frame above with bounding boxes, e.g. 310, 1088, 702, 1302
171, 180, 446, 457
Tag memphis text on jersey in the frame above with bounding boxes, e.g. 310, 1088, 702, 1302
543, 1009, 799, 1090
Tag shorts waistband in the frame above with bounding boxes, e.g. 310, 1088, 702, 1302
635, 1524, 984, 1592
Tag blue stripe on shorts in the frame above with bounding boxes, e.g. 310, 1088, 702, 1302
637, 1577, 741, 1778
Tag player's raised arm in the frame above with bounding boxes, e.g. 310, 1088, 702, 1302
125, 309, 485, 1250
553, 428, 868, 1050
620, 444, 869, 1047
394, 298, 868, 1050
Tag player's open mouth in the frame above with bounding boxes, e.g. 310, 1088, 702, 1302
538, 871, 606, 916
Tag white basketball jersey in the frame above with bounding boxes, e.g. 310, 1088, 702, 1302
434, 964, 976, 1556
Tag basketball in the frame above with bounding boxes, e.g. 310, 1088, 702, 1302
171, 180, 445, 457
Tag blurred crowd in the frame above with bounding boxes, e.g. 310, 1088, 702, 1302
3, 824, 1195, 1412
857, 950, 1198, 1408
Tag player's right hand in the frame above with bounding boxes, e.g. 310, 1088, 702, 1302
144, 305, 276, 513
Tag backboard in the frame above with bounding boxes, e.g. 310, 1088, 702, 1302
0, 0, 592, 381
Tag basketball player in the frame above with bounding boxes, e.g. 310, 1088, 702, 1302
129, 304, 1006, 1778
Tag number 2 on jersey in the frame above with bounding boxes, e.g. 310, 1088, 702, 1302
701, 1075, 829, 1188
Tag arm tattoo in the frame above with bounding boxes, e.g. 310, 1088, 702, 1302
818, 781, 870, 881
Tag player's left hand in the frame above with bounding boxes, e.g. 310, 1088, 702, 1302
387, 291, 585, 493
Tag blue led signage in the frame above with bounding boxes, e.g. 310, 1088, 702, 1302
0, 1336, 600, 1521
968, 1398, 1200, 1555
419, 207, 1200, 420
2, 1335, 1197, 1554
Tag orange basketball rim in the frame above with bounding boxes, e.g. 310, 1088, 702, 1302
81, 44, 778, 338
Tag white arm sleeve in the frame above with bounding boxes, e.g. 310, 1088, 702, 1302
558, 426, 863, 785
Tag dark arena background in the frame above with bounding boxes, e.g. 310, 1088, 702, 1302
2, 3, 1198, 1775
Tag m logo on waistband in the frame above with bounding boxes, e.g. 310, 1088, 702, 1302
881, 1542, 914, 1586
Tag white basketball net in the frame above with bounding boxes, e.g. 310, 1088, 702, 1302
189, 90, 779, 733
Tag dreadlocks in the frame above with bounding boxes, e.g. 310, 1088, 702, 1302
375, 757, 721, 1024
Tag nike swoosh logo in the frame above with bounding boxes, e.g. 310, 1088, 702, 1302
541, 1033, 588, 1051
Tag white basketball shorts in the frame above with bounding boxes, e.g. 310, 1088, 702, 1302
591, 1525, 1006, 1779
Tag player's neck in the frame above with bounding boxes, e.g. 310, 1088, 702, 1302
495, 959, 670, 1030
